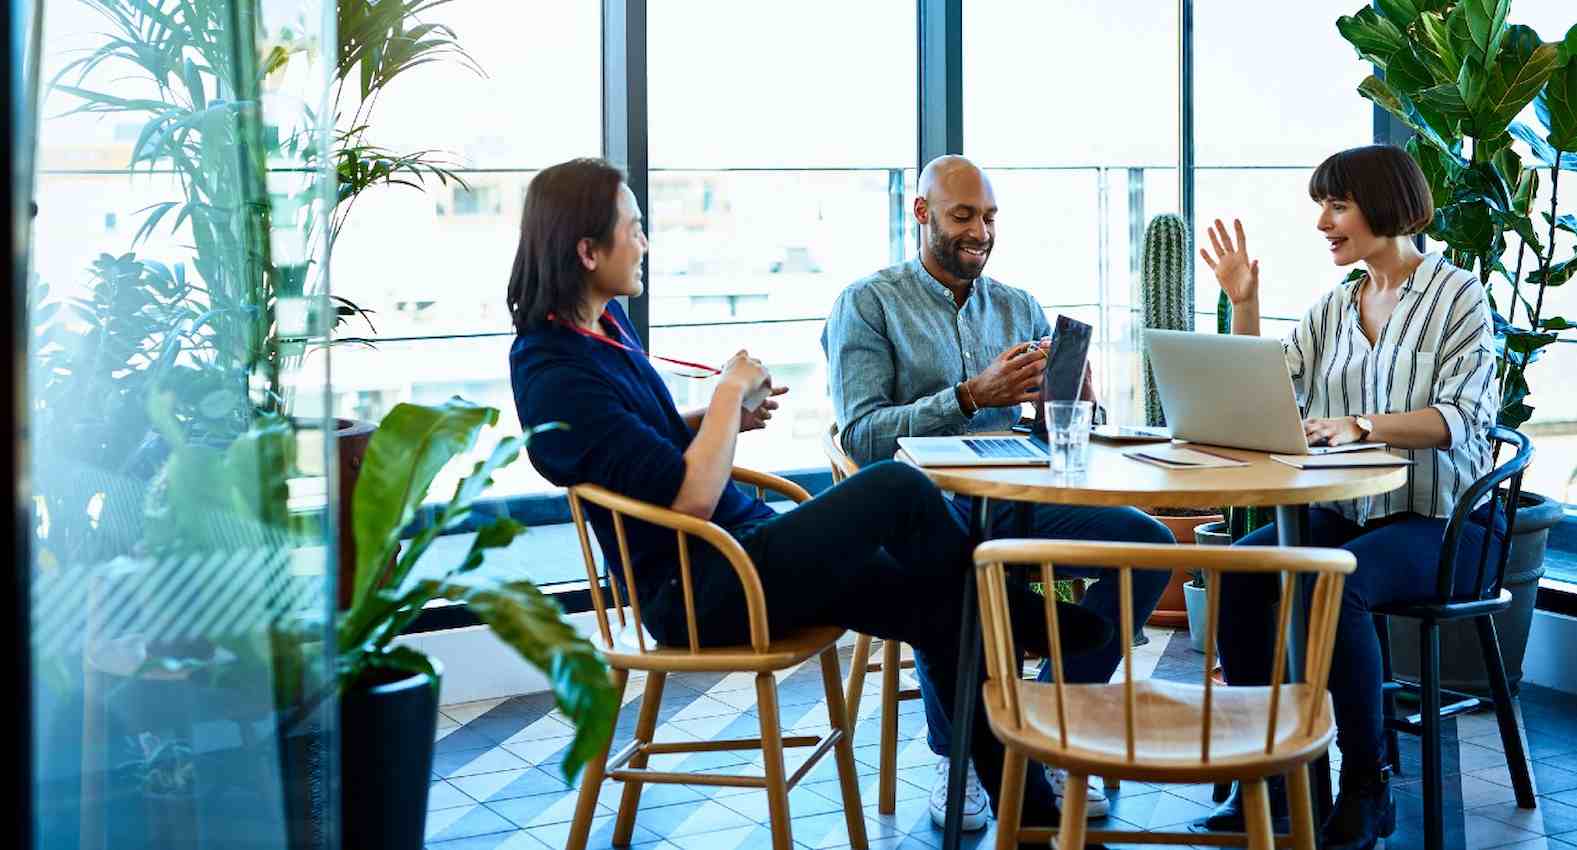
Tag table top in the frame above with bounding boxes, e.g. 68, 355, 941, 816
898, 440, 1408, 509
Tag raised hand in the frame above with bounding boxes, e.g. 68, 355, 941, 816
1200, 218, 1260, 306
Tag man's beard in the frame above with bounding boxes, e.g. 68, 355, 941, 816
928, 230, 990, 281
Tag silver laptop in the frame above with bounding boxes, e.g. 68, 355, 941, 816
898, 435, 1049, 467
1143, 329, 1384, 456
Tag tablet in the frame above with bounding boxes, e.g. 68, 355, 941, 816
1042, 315, 1092, 404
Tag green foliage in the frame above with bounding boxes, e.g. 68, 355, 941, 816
1139, 213, 1192, 428
335, 400, 615, 782
1337, 2, 1577, 429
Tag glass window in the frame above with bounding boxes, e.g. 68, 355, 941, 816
326, 3, 601, 496
29, 1, 337, 845
966, 0, 1178, 424
647, 0, 916, 473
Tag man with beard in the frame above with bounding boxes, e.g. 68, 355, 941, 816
821, 155, 1173, 833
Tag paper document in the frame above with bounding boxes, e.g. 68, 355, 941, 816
1270, 451, 1414, 469
1124, 445, 1250, 469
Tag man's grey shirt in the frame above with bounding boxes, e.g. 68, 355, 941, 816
821, 258, 1052, 467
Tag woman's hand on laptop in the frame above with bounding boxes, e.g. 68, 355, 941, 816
1303, 416, 1362, 447
965, 342, 1046, 408
1201, 218, 1260, 306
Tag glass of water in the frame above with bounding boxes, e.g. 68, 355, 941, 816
1044, 400, 1093, 474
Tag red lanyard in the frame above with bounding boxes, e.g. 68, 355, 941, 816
548, 311, 721, 378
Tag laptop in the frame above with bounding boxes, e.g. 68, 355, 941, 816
899, 316, 1091, 467
1143, 329, 1384, 456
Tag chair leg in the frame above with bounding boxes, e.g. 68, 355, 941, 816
567, 668, 629, 850
1477, 614, 1537, 808
1056, 772, 1089, 849
756, 672, 794, 850
1374, 614, 1403, 776
993, 749, 1027, 850
613, 672, 666, 845
1241, 778, 1275, 850
1421, 620, 1444, 850
846, 633, 873, 730
819, 647, 869, 850
1285, 764, 1318, 850
879, 639, 901, 814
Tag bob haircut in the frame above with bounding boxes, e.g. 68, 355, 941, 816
507, 158, 626, 332
1308, 145, 1434, 237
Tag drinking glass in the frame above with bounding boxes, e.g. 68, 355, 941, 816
1044, 400, 1093, 474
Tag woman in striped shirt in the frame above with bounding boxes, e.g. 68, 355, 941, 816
1196, 145, 1502, 850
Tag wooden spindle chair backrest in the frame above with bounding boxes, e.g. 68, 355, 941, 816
566, 470, 812, 658
974, 540, 1355, 768
823, 424, 859, 484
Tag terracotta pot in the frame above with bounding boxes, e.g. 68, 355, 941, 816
1145, 512, 1223, 627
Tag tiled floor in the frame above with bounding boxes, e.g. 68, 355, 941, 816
423, 627, 1577, 849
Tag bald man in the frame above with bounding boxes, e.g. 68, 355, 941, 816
821, 156, 1173, 832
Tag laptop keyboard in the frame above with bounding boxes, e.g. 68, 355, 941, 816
963, 438, 1043, 458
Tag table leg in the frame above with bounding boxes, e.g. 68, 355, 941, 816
942, 496, 990, 850
1275, 505, 1333, 823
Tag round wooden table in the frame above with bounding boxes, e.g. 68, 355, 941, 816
902, 439, 1407, 850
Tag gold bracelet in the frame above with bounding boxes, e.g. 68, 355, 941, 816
958, 381, 979, 417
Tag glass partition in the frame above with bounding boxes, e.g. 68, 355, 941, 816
25, 1, 337, 847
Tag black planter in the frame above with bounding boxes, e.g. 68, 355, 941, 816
341, 661, 442, 850
1388, 492, 1563, 697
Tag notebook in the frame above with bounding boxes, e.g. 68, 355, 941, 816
1269, 451, 1414, 469
1124, 445, 1250, 469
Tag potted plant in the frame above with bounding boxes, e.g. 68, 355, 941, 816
1186, 521, 1234, 653
47, 0, 481, 609
1137, 213, 1225, 625
326, 398, 617, 850
1336, 1, 1577, 695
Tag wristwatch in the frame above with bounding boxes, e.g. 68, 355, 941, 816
1354, 415, 1375, 441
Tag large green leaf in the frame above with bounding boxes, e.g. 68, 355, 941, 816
1545, 55, 1577, 151
1360, 74, 1462, 155
1338, 7, 1409, 67
1419, 11, 1465, 82
351, 399, 496, 608
1375, 0, 1422, 29
1446, 0, 1510, 70
433, 576, 618, 782
1461, 26, 1560, 140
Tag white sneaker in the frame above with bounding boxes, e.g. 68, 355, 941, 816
1048, 767, 1110, 818
929, 758, 990, 832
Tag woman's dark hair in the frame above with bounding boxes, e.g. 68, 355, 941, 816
506, 157, 626, 332
1308, 145, 1434, 237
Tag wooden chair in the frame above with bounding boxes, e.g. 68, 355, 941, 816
1374, 425, 1538, 850
973, 539, 1355, 849
565, 468, 868, 850
822, 424, 920, 814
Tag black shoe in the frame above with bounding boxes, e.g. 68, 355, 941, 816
1323, 764, 1395, 850
1191, 777, 1290, 834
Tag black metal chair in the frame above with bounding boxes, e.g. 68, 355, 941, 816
1373, 425, 1537, 850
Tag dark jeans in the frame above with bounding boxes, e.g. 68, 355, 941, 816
642, 461, 1109, 814
919, 498, 1175, 757
1219, 506, 1503, 770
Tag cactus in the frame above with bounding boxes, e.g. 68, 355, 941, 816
1139, 213, 1193, 427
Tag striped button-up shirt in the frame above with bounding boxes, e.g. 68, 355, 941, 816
1286, 252, 1498, 523
822, 259, 1053, 467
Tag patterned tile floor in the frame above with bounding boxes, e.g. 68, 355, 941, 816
423, 627, 1577, 849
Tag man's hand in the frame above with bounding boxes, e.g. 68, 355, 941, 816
740, 385, 789, 432
965, 342, 1046, 409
